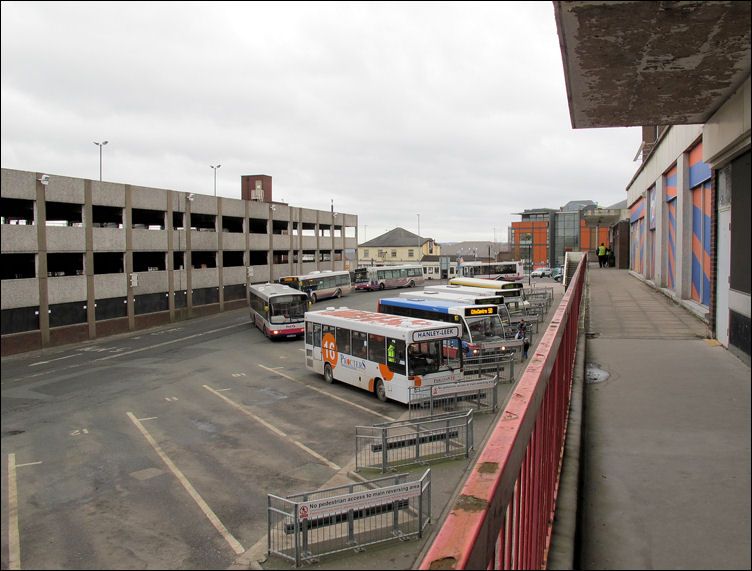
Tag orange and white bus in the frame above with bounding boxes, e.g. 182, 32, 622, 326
304, 308, 463, 403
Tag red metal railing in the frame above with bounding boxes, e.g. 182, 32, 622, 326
419, 257, 585, 570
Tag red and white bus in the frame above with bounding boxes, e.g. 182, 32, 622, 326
457, 260, 524, 281
353, 264, 424, 291
279, 270, 353, 303
249, 283, 310, 339
304, 308, 464, 403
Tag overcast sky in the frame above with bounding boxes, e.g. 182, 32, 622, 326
1, 1, 640, 243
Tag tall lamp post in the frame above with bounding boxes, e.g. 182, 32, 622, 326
93, 140, 108, 181
417, 213, 420, 261
210, 164, 222, 196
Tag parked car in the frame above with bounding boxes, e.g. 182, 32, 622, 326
551, 266, 564, 282
530, 267, 552, 278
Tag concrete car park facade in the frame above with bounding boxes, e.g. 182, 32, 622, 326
0, 168, 357, 355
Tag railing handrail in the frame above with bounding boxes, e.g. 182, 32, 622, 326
418, 257, 586, 570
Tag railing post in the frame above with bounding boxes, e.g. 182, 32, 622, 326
415, 421, 421, 463
381, 428, 388, 473
293, 504, 302, 567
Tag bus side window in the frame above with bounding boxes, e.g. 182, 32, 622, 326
368, 334, 386, 364
336, 326, 351, 354
322, 324, 336, 345
352, 330, 367, 358
309, 323, 322, 347
387, 338, 406, 375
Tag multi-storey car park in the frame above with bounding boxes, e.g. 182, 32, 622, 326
0, 169, 357, 355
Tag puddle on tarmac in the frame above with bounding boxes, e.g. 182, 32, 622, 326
585, 363, 610, 384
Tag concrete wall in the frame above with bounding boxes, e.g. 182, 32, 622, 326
1, 167, 358, 355
625, 76, 751, 359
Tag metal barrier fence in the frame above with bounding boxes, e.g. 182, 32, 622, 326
408, 376, 499, 419
268, 469, 431, 566
419, 256, 586, 570
465, 351, 516, 382
524, 285, 554, 308
355, 410, 474, 472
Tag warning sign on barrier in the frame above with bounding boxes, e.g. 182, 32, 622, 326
298, 480, 421, 519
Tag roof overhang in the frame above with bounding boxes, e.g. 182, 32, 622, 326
582, 209, 625, 228
554, 1, 751, 128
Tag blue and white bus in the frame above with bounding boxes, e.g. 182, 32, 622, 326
377, 296, 507, 357
400, 289, 514, 330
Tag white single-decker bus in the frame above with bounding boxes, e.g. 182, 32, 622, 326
249, 283, 310, 339
304, 308, 464, 403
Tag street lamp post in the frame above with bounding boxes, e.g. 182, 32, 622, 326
417, 213, 420, 261
210, 164, 222, 196
93, 140, 108, 181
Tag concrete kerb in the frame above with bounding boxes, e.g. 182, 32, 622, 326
546, 269, 588, 569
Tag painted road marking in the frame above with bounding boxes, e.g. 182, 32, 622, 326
126, 412, 245, 555
202, 385, 341, 471
28, 354, 76, 367
257, 364, 395, 422
5, 322, 248, 386
7, 454, 42, 570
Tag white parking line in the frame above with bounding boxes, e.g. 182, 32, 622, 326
257, 364, 396, 422
202, 385, 340, 471
126, 412, 245, 555
94, 323, 247, 362
28, 354, 76, 367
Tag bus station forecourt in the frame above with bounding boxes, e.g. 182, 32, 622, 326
248, 266, 750, 571
248, 274, 565, 571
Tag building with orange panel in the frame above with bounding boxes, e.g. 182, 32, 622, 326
511, 200, 621, 269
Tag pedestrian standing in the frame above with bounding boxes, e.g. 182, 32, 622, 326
598, 242, 606, 268
516, 319, 530, 359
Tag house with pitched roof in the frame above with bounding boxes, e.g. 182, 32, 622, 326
357, 227, 439, 266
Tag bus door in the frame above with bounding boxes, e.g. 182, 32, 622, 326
309, 322, 323, 362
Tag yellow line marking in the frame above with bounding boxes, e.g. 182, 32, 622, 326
126, 412, 245, 555
202, 385, 341, 471
257, 364, 395, 422
7, 454, 21, 570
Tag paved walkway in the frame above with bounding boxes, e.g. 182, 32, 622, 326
248, 268, 751, 570
579, 265, 751, 570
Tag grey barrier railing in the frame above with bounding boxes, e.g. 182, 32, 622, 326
464, 351, 516, 381
408, 376, 499, 419
419, 256, 586, 570
268, 469, 431, 566
355, 410, 474, 472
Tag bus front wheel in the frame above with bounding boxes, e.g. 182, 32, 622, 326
310, 293, 317, 303
374, 379, 387, 402
335, 288, 341, 298
379, 283, 385, 291
324, 363, 334, 384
